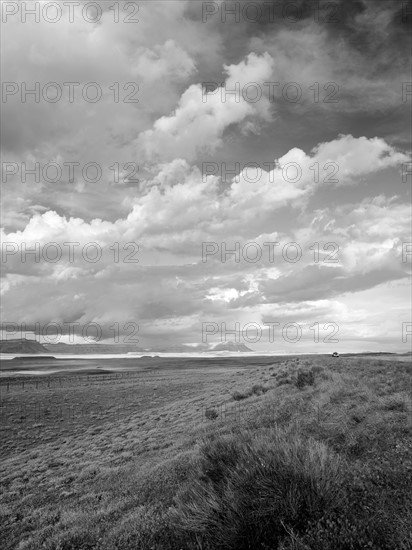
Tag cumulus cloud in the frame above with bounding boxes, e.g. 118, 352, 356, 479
3, 135, 406, 269
136, 52, 275, 163
1, 1, 410, 350
2, 134, 410, 347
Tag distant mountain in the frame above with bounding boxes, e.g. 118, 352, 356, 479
145, 342, 253, 353
212, 341, 253, 352
0, 338, 253, 355
0, 339, 49, 354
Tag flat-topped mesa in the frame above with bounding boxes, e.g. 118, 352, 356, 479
0, 339, 49, 354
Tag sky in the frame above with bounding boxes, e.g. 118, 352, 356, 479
1, 0, 411, 353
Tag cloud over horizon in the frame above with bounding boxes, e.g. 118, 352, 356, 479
1, 0, 411, 352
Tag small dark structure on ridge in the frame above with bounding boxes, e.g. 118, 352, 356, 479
332, 352, 339, 357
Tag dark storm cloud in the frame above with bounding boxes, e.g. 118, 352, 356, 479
193, 0, 411, 75
259, 262, 409, 304
184, 0, 411, 163
328, 0, 411, 71
249, 0, 411, 71
244, 0, 411, 39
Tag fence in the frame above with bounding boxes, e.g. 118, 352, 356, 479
0, 369, 150, 392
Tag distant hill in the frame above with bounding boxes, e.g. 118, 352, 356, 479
0, 339, 144, 355
212, 341, 253, 352
149, 342, 253, 353
0, 339, 49, 354
0, 339, 253, 355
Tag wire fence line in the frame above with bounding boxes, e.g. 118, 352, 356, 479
0, 370, 151, 392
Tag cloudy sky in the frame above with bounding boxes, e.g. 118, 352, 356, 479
1, 0, 411, 352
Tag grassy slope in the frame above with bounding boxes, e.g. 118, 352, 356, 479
0, 357, 411, 549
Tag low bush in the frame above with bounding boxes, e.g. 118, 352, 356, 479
173, 428, 344, 549
232, 390, 249, 401
232, 385, 268, 401
295, 369, 315, 389
251, 384, 267, 396
204, 408, 219, 421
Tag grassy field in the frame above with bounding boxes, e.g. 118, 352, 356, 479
1, 355, 411, 549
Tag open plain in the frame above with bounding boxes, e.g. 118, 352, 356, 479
1, 355, 411, 549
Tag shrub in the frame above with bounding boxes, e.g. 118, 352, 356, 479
173, 429, 344, 549
232, 385, 268, 401
277, 378, 291, 386
232, 390, 249, 401
204, 408, 219, 421
295, 370, 315, 389
251, 384, 267, 396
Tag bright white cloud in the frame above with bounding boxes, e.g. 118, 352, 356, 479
1, 1, 410, 351
136, 52, 274, 163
